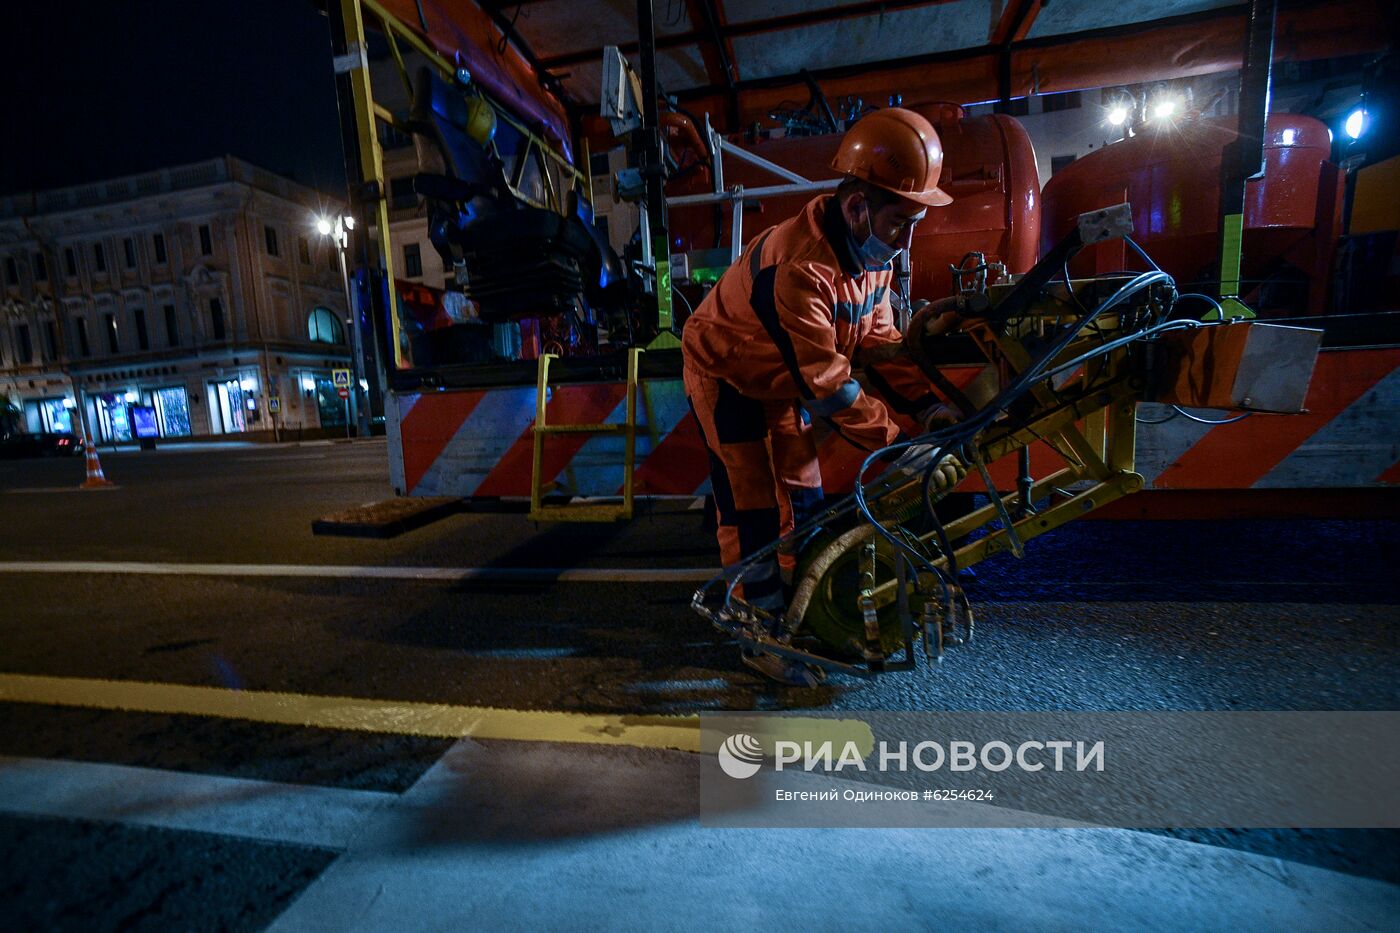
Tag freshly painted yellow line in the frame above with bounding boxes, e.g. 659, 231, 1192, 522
0, 673, 701, 753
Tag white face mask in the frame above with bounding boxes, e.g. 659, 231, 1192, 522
854, 201, 902, 271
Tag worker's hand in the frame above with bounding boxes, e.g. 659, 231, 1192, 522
929, 452, 967, 490
917, 401, 961, 432
886, 446, 967, 490
904, 296, 965, 358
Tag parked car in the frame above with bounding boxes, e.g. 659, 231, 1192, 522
0, 432, 84, 459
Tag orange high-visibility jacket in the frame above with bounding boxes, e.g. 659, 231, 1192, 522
682, 195, 924, 452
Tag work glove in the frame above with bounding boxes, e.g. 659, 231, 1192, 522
885, 446, 967, 490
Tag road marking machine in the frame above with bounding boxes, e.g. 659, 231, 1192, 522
692, 203, 1323, 678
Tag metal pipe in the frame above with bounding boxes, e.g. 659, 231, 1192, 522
704, 113, 724, 195
339, 240, 371, 439
636, 0, 667, 234
635, 0, 672, 331
729, 186, 744, 261
667, 178, 839, 206
1218, 0, 1277, 301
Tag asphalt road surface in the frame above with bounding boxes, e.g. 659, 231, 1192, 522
1, 440, 1396, 930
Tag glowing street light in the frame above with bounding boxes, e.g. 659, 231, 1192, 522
1107, 105, 1129, 127
314, 211, 370, 439
1345, 108, 1367, 140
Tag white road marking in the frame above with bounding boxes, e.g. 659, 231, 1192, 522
0, 561, 717, 583
268, 739, 1400, 932
2, 744, 1394, 930
0, 755, 393, 850
239, 454, 331, 462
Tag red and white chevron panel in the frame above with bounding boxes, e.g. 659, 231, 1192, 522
387, 348, 1400, 499
1139, 348, 1400, 489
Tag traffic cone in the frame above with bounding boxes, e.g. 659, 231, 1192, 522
81, 437, 114, 489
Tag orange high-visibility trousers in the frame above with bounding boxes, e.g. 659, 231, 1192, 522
684, 364, 825, 613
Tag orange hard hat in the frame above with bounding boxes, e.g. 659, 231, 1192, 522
831, 108, 953, 207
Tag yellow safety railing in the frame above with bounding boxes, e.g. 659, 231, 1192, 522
529, 349, 642, 522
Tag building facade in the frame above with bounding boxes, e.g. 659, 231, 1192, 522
0, 157, 359, 444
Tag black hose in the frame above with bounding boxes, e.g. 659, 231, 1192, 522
801, 70, 839, 133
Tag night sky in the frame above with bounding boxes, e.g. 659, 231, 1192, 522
0, 0, 347, 199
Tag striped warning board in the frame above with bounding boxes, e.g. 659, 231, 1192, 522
389, 347, 1400, 499
1144, 348, 1400, 489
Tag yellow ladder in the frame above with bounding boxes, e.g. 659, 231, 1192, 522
528, 348, 642, 522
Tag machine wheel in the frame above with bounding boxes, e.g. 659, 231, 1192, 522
794, 526, 928, 658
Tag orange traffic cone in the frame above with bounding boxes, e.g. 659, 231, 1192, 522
81, 437, 114, 489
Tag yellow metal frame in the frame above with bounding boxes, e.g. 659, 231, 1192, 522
358, 0, 584, 207
857, 306, 1145, 608
334, 0, 591, 372
529, 349, 643, 522
337, 0, 405, 370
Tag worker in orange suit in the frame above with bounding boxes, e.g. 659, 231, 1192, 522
682, 108, 967, 686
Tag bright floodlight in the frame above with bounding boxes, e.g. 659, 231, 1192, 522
1107, 105, 1129, 127
301, 376, 316, 393
315, 217, 333, 237
62, 398, 76, 409
1153, 99, 1177, 121
239, 377, 257, 392
123, 391, 138, 403
1345, 108, 1366, 140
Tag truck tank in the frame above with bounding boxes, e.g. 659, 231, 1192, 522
1040, 113, 1343, 315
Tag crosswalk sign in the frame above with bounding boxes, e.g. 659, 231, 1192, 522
332, 368, 351, 388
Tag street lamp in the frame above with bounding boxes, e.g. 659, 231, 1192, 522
315, 213, 371, 439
